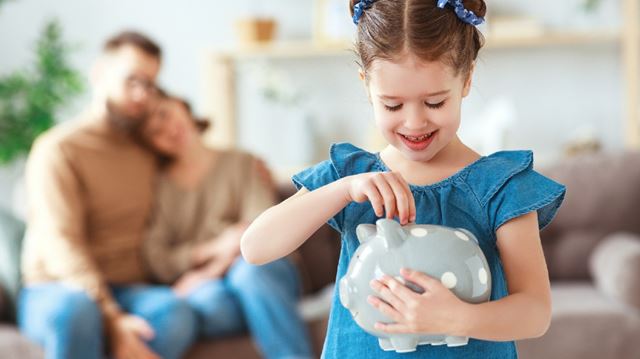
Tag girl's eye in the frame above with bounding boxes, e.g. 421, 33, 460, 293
425, 101, 446, 109
384, 104, 403, 112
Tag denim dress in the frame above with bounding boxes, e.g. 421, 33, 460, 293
292, 143, 566, 359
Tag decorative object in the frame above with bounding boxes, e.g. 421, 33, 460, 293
340, 219, 491, 353
234, 17, 277, 46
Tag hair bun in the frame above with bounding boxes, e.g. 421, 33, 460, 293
464, 0, 487, 18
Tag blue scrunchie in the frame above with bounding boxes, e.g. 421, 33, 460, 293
353, 0, 484, 27
437, 0, 485, 26
352, 0, 376, 25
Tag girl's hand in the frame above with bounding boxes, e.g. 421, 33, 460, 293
367, 268, 468, 335
345, 172, 416, 224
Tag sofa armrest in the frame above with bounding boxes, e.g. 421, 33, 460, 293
0, 285, 7, 323
589, 232, 640, 311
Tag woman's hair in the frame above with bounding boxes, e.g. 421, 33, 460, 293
154, 88, 211, 133
349, 0, 486, 79
135, 88, 211, 165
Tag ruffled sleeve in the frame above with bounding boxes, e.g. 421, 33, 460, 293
467, 150, 566, 232
292, 143, 376, 232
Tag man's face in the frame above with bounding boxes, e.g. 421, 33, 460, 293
96, 45, 160, 127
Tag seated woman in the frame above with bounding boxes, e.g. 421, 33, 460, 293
138, 90, 313, 359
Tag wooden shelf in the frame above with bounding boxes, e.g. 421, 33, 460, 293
211, 30, 621, 60
212, 41, 353, 60
484, 30, 621, 49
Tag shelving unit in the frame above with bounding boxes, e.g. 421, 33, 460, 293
201, 0, 639, 151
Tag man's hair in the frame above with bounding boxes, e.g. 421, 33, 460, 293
103, 31, 162, 60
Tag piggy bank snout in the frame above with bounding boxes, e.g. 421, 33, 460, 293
339, 278, 353, 308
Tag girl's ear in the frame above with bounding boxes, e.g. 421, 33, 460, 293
462, 62, 475, 98
359, 69, 372, 102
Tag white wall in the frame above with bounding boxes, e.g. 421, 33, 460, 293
0, 0, 626, 212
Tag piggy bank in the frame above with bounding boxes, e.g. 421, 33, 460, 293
339, 219, 491, 353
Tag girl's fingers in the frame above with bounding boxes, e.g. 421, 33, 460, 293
385, 173, 410, 224
374, 322, 411, 334
363, 183, 384, 217
380, 275, 418, 299
372, 175, 396, 219
370, 278, 406, 310
367, 295, 404, 323
395, 173, 416, 222
400, 268, 441, 293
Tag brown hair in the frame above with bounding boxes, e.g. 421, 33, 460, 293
135, 89, 212, 166
104, 31, 162, 60
349, 0, 486, 79
154, 88, 211, 133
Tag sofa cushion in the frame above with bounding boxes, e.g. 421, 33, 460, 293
539, 151, 640, 280
589, 232, 640, 311
0, 325, 43, 359
0, 209, 25, 322
517, 282, 640, 359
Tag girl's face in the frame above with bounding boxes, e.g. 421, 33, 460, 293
142, 98, 197, 158
366, 55, 472, 163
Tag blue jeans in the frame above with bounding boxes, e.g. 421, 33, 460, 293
185, 257, 313, 359
18, 257, 312, 359
18, 283, 198, 359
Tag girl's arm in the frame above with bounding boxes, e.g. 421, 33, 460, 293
241, 179, 352, 265
241, 172, 416, 265
369, 211, 551, 341
458, 211, 552, 340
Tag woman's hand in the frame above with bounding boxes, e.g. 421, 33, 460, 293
172, 269, 207, 297
345, 172, 416, 224
367, 268, 468, 336
108, 314, 159, 359
193, 224, 246, 266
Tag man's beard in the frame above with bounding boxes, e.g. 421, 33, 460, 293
106, 100, 147, 133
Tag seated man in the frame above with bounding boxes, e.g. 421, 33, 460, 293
19, 31, 197, 359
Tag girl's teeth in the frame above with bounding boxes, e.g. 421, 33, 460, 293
404, 132, 434, 141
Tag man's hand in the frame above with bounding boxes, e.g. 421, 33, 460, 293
109, 314, 160, 359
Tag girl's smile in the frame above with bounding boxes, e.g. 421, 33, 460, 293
398, 130, 438, 152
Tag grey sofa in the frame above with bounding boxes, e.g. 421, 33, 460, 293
517, 151, 640, 358
0, 209, 43, 359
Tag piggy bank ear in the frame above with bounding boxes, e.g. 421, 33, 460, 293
356, 224, 376, 244
376, 219, 405, 250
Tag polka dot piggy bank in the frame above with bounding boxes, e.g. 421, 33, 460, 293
339, 218, 491, 353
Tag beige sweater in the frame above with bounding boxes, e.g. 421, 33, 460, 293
22, 113, 156, 321
143, 149, 277, 284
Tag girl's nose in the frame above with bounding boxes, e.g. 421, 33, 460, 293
404, 104, 429, 130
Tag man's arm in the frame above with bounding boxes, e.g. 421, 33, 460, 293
25, 136, 123, 323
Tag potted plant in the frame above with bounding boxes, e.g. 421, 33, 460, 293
0, 18, 83, 214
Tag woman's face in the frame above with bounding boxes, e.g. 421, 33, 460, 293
366, 54, 472, 163
142, 97, 196, 158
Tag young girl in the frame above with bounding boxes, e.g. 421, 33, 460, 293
242, 0, 566, 358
